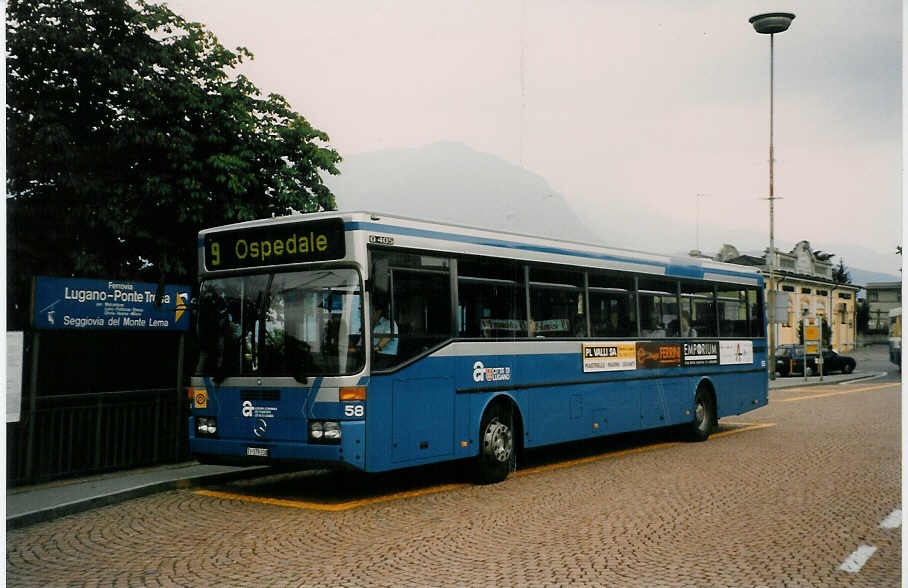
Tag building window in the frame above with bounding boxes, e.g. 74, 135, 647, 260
838, 292, 852, 300
801, 288, 812, 294
817, 290, 828, 296
781, 285, 795, 292
868, 291, 879, 302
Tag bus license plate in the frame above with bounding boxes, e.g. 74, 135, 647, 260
246, 447, 269, 457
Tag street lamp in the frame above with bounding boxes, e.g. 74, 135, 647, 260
749, 12, 795, 381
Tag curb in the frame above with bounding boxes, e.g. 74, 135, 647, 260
769, 372, 886, 390
6, 466, 270, 531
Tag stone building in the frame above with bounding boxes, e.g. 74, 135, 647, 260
696, 241, 861, 351
864, 281, 902, 332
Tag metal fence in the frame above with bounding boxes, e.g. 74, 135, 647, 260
7, 388, 191, 487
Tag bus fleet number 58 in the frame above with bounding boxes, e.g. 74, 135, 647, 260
344, 405, 365, 418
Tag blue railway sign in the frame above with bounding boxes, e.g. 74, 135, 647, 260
33, 277, 191, 331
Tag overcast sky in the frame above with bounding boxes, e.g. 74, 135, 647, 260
164, 0, 902, 275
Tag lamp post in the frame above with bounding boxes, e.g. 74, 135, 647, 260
749, 12, 795, 381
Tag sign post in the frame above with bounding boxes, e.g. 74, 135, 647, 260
26, 277, 192, 482
803, 316, 820, 382
33, 277, 191, 332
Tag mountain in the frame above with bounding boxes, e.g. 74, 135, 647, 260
325, 141, 600, 243
324, 141, 901, 287
848, 267, 900, 288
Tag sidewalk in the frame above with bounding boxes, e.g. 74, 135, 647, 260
768, 369, 886, 389
6, 368, 885, 530
6, 462, 269, 530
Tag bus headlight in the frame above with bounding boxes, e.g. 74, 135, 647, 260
323, 421, 341, 440
196, 417, 218, 437
309, 420, 341, 444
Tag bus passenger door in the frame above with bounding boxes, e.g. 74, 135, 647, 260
391, 377, 455, 463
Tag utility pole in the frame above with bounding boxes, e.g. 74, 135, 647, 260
749, 12, 796, 380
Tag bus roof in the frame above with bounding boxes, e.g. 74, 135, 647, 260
200, 210, 764, 285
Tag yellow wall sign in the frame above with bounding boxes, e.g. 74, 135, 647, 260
193, 389, 208, 409
804, 326, 819, 342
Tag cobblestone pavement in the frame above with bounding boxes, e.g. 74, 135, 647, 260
7, 376, 900, 587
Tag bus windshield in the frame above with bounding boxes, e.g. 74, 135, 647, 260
195, 268, 364, 382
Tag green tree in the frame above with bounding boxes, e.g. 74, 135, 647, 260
7, 0, 340, 327
832, 259, 851, 284
856, 300, 870, 334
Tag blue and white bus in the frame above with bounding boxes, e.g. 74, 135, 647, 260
188, 211, 768, 483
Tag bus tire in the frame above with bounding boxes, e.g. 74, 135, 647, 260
688, 387, 715, 442
476, 402, 515, 484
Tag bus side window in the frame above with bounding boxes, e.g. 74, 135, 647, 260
529, 266, 584, 338
638, 277, 678, 339
681, 282, 716, 338
369, 249, 452, 370
588, 272, 635, 337
458, 257, 527, 339
718, 286, 747, 337
391, 269, 452, 361
747, 288, 765, 337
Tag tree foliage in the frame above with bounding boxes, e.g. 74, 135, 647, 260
832, 259, 851, 285
856, 300, 870, 334
7, 0, 341, 326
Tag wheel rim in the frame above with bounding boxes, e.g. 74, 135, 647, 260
483, 418, 513, 463
695, 399, 708, 433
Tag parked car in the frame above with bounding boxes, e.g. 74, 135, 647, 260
775, 345, 856, 376
818, 349, 856, 375
775, 344, 813, 376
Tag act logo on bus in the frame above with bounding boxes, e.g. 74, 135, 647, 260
473, 361, 512, 383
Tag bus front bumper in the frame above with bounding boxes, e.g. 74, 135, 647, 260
189, 420, 365, 470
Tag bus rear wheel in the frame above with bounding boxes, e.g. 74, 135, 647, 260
476, 402, 515, 484
688, 388, 715, 442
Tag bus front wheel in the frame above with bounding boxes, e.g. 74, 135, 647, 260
476, 402, 516, 484
688, 388, 715, 442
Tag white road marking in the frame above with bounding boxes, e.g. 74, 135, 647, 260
880, 508, 901, 529
837, 371, 887, 385
839, 545, 878, 574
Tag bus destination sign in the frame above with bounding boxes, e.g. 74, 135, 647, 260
204, 218, 346, 270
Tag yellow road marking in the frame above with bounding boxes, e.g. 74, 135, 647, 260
711, 422, 776, 438
195, 483, 469, 512
776, 382, 899, 403
194, 422, 773, 510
